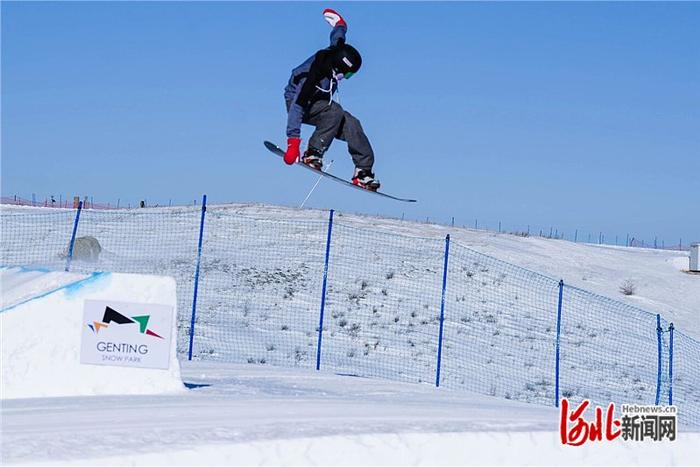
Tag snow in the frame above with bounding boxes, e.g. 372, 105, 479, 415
3, 203, 697, 338
2, 362, 698, 465
0, 266, 86, 310
2, 203, 697, 337
57, 432, 700, 466
1, 267, 184, 399
1, 204, 699, 465
255, 205, 699, 337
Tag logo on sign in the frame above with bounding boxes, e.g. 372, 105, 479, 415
81, 300, 173, 370
87, 306, 163, 339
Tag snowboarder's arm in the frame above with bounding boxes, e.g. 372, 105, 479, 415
286, 101, 304, 138
285, 9, 347, 139
286, 74, 317, 139
324, 9, 347, 46
286, 50, 333, 138
329, 24, 347, 47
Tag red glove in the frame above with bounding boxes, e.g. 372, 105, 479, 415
323, 8, 346, 27
284, 137, 301, 165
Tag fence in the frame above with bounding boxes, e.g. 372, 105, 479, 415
0, 195, 117, 210
4, 194, 691, 252
1, 195, 200, 210
1, 200, 698, 427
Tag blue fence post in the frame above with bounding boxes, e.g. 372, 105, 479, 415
435, 234, 450, 387
668, 323, 674, 405
555, 279, 564, 407
655, 314, 662, 405
316, 209, 334, 371
188, 194, 207, 361
65, 201, 83, 272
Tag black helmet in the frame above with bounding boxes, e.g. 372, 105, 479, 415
333, 43, 362, 78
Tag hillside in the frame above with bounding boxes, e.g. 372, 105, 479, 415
2, 203, 698, 426
227, 204, 699, 336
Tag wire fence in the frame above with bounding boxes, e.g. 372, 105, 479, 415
2, 200, 698, 427
1, 195, 116, 210
4, 194, 690, 251
440, 242, 560, 405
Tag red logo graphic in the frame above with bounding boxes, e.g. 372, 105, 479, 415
560, 398, 621, 446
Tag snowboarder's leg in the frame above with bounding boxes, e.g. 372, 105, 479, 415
335, 110, 374, 170
300, 101, 378, 189
305, 101, 345, 155
334, 110, 379, 190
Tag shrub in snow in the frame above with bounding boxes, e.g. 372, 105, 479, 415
620, 280, 637, 296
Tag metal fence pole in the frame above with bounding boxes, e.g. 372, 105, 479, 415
668, 323, 674, 405
555, 279, 564, 407
65, 201, 83, 272
316, 209, 334, 371
655, 314, 662, 405
435, 234, 450, 387
188, 194, 207, 361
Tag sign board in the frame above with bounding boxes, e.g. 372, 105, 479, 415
80, 299, 173, 369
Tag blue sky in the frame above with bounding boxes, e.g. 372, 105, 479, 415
2, 2, 698, 244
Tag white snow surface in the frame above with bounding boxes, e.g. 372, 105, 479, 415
238, 204, 699, 337
0, 268, 184, 399
3, 204, 698, 414
2, 203, 700, 465
2, 203, 697, 337
0, 267, 86, 310
2, 362, 698, 466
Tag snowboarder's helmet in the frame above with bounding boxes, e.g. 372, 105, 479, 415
334, 43, 362, 79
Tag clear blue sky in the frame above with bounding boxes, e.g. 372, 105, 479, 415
2, 2, 698, 244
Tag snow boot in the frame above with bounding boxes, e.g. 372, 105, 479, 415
302, 148, 323, 170
352, 168, 381, 191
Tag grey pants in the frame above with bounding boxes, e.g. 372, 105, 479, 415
289, 100, 375, 170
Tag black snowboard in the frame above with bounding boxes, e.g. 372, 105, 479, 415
264, 141, 417, 203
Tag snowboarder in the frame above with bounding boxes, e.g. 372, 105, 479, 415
283, 8, 380, 190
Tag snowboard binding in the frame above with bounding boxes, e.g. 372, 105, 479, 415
352, 169, 381, 191
302, 149, 323, 171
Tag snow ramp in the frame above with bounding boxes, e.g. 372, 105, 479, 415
1, 267, 184, 399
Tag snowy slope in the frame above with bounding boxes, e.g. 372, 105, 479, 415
1, 267, 184, 399
226, 204, 700, 337
2, 204, 698, 413
3, 203, 696, 335
0, 267, 87, 310
3, 362, 698, 466
2, 204, 699, 465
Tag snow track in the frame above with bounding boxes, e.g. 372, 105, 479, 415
3, 363, 697, 465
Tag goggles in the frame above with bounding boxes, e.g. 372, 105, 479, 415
333, 71, 355, 81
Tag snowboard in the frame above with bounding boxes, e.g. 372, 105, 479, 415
264, 141, 417, 203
